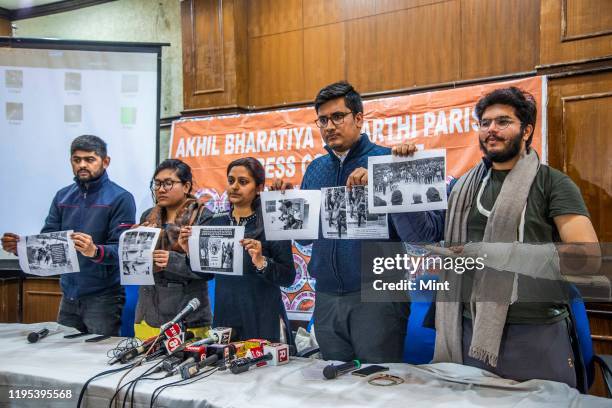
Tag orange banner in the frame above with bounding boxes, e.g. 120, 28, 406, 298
170, 76, 546, 320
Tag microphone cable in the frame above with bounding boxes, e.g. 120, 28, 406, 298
76, 362, 138, 408
107, 337, 143, 364
111, 332, 164, 408
126, 361, 172, 408
113, 332, 196, 408
108, 349, 171, 408
149, 366, 219, 408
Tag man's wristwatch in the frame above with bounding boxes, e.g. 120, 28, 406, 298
255, 257, 268, 272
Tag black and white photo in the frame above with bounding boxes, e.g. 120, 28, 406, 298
260, 190, 321, 240
345, 186, 389, 239
119, 227, 160, 285
188, 226, 244, 275
321, 186, 389, 239
321, 186, 347, 239
17, 230, 80, 276
368, 149, 447, 213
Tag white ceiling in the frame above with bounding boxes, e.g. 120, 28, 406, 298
0, 0, 62, 10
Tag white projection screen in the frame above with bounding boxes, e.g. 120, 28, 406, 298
0, 38, 163, 244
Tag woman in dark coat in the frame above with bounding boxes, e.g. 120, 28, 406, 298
133, 159, 213, 340
180, 158, 295, 343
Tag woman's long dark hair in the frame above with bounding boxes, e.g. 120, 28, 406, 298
226, 157, 265, 237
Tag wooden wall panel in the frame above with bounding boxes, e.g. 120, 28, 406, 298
561, 95, 612, 243
248, 30, 305, 106
0, 278, 20, 323
248, 0, 302, 37
376, 0, 460, 89
461, 0, 540, 78
375, 0, 448, 14
547, 71, 612, 243
192, 0, 224, 94
0, 18, 10, 36
22, 278, 61, 324
540, 0, 612, 67
564, 0, 612, 40
233, 1, 249, 107
303, 23, 346, 100
303, 0, 374, 28
182, 0, 248, 112
183, 0, 554, 112
346, 17, 380, 93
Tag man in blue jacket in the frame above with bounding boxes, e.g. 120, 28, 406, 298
299, 81, 443, 362
2, 135, 136, 335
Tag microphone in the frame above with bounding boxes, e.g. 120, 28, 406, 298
145, 331, 196, 361
186, 326, 234, 348
263, 343, 290, 366
149, 334, 200, 374
160, 356, 183, 373
206, 343, 236, 360
209, 327, 232, 345
180, 354, 220, 379
160, 298, 200, 331
230, 353, 273, 374
183, 344, 208, 362
323, 360, 361, 379
165, 356, 196, 377
27, 328, 49, 343
189, 337, 215, 347
108, 335, 159, 365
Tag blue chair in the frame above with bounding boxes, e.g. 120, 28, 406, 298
403, 275, 436, 364
208, 278, 215, 313
120, 285, 139, 337
567, 283, 601, 394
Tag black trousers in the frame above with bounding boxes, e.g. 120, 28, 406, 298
58, 292, 124, 336
313, 291, 409, 363
462, 317, 577, 388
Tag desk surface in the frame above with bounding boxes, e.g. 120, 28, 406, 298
0, 323, 609, 408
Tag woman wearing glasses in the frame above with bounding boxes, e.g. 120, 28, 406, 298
179, 157, 296, 343
132, 159, 213, 340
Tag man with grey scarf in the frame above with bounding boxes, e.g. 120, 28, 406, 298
432, 87, 600, 389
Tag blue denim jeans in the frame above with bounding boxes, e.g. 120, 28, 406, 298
57, 291, 124, 336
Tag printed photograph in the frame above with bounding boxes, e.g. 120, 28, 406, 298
265, 198, 309, 231
25, 231, 74, 274
368, 149, 447, 213
188, 226, 244, 275
321, 187, 347, 239
198, 229, 235, 273
260, 190, 321, 240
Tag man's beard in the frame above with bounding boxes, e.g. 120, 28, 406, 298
479, 129, 523, 163
75, 167, 103, 182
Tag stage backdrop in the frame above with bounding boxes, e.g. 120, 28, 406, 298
170, 76, 547, 320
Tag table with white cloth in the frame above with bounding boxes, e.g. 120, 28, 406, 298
0, 323, 609, 408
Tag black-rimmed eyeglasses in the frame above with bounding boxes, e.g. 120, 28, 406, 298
150, 179, 182, 191
315, 111, 354, 128
478, 117, 516, 131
